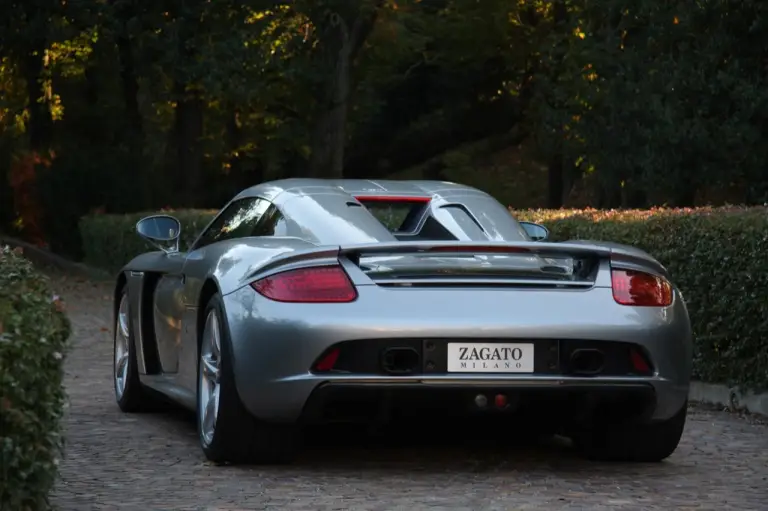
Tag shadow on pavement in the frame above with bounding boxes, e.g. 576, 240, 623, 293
143, 406, 690, 475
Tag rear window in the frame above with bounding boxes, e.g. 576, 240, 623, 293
431, 204, 487, 240
432, 196, 529, 241
355, 198, 429, 233
279, 193, 396, 245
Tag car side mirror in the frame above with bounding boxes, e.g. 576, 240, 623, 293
136, 214, 181, 254
519, 221, 549, 242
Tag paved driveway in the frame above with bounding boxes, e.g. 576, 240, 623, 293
50, 273, 768, 510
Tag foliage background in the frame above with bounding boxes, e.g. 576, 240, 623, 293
1, 0, 767, 257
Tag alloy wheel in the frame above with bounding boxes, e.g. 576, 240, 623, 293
199, 309, 222, 447
114, 294, 131, 400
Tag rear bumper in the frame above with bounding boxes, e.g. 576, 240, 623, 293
221, 284, 692, 424
234, 373, 687, 425
300, 380, 659, 426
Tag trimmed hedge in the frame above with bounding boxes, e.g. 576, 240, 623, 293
514, 207, 768, 392
79, 206, 768, 391
79, 209, 216, 273
0, 246, 71, 510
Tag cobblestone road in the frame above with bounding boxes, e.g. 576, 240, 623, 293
49, 272, 768, 511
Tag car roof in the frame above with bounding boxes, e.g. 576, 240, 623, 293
232, 178, 488, 203
214, 178, 527, 246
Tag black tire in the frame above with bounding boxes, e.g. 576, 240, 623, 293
197, 293, 300, 465
114, 285, 155, 413
574, 402, 688, 462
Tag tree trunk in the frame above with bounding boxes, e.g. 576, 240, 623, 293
225, 108, 243, 177
224, 106, 263, 199
173, 83, 204, 207
328, 52, 350, 177
110, 0, 143, 139
309, 2, 383, 178
21, 49, 53, 151
308, 110, 334, 178
170, 3, 205, 208
624, 184, 648, 208
82, 39, 111, 146
604, 183, 623, 208
562, 159, 582, 205
596, 179, 622, 209
546, 156, 564, 208
308, 31, 353, 179
116, 35, 143, 137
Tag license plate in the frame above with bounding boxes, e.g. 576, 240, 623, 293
447, 343, 534, 373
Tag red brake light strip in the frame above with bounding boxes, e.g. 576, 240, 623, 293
354, 196, 431, 203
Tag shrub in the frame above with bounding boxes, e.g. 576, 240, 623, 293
78, 209, 216, 273
0, 246, 71, 510
515, 206, 768, 392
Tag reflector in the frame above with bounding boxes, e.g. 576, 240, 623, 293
630, 348, 653, 374
314, 348, 340, 372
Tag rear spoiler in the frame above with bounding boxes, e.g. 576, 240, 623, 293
337, 240, 612, 260
338, 241, 667, 276
248, 240, 667, 282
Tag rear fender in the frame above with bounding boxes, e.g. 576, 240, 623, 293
182, 236, 323, 297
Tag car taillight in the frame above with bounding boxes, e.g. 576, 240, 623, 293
251, 265, 357, 303
611, 269, 673, 307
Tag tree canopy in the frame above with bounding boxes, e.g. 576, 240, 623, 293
1, 0, 766, 254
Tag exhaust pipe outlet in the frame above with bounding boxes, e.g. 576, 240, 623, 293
570, 349, 605, 376
382, 347, 420, 374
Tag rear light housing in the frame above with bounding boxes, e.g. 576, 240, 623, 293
251, 265, 357, 303
611, 269, 673, 307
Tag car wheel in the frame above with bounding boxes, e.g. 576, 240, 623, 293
197, 293, 299, 465
114, 286, 154, 412
574, 401, 688, 462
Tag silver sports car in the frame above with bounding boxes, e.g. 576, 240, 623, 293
113, 179, 692, 464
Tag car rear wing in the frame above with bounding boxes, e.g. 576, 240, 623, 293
339, 241, 610, 287
339, 241, 667, 275
245, 239, 668, 291
337, 240, 613, 260
253, 239, 665, 271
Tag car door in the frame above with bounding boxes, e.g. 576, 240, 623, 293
172, 197, 272, 387
152, 251, 188, 374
